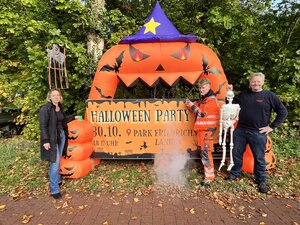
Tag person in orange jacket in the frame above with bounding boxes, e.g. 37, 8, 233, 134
185, 78, 220, 186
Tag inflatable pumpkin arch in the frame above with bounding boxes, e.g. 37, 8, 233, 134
60, 2, 276, 178
88, 2, 228, 101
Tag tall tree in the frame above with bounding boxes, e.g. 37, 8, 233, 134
0, 0, 101, 138
1, 0, 299, 139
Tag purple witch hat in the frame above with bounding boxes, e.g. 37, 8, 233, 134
120, 2, 197, 44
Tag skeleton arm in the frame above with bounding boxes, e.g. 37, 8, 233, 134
219, 106, 224, 145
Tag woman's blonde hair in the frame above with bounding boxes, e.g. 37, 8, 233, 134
46, 88, 63, 102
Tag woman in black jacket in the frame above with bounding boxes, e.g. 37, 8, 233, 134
39, 89, 77, 199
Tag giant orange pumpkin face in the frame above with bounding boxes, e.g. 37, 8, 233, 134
89, 42, 228, 102
68, 119, 94, 144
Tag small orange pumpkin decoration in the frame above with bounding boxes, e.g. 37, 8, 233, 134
68, 119, 94, 144
265, 136, 273, 152
64, 142, 94, 161
60, 158, 100, 179
265, 150, 276, 170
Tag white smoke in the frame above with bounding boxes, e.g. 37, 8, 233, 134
153, 147, 190, 187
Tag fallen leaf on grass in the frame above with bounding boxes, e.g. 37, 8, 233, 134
15, 157, 21, 162
217, 200, 225, 207
285, 204, 293, 208
10, 193, 20, 199
103, 221, 109, 225
21, 215, 33, 224
238, 205, 245, 212
259, 222, 265, 225
136, 189, 142, 196
131, 216, 137, 220
133, 197, 140, 203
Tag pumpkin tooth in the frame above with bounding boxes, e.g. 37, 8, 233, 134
117, 74, 141, 87
118, 72, 201, 88
138, 75, 160, 87
180, 72, 202, 85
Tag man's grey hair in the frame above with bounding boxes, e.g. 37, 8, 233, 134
249, 72, 265, 81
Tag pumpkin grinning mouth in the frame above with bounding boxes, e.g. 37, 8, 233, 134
68, 136, 78, 140
61, 172, 75, 177
64, 154, 72, 159
116, 79, 199, 99
117, 72, 201, 89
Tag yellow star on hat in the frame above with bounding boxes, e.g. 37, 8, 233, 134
143, 17, 161, 35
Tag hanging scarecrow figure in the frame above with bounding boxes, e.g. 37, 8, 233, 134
47, 44, 69, 89
218, 88, 240, 171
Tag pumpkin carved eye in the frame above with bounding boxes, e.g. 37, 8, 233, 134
68, 130, 78, 140
68, 146, 77, 152
171, 44, 190, 60
130, 45, 150, 62
64, 167, 75, 171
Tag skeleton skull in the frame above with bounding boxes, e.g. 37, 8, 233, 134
226, 90, 234, 103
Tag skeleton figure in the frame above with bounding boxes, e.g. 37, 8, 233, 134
218, 90, 240, 171
47, 44, 65, 67
47, 44, 68, 89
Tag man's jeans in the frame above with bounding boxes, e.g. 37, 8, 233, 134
231, 128, 267, 182
49, 130, 65, 194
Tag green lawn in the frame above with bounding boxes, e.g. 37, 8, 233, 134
0, 136, 299, 201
